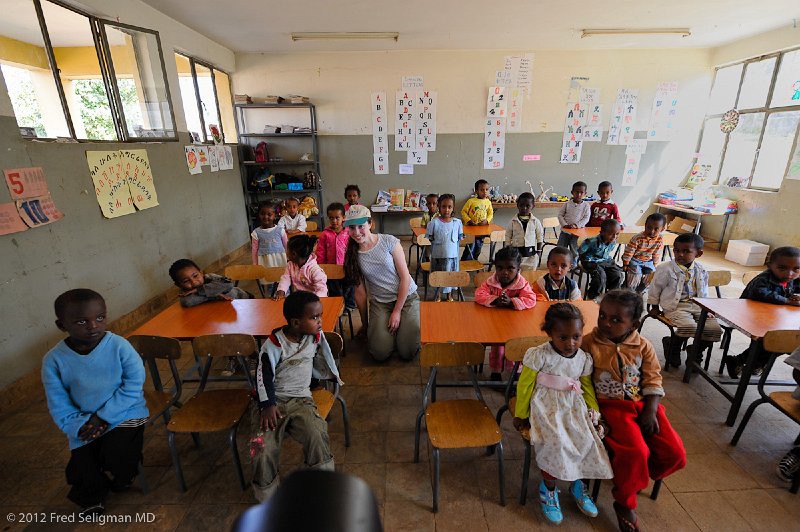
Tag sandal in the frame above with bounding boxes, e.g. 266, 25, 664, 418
614, 502, 640, 532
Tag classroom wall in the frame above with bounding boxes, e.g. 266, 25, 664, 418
233, 49, 712, 233
0, 0, 247, 393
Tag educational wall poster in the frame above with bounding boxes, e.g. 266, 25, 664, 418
568, 77, 590, 102
185, 146, 202, 175
4, 167, 49, 200
402, 76, 424, 89
0, 202, 28, 235
196, 146, 209, 166
486, 86, 507, 117
121, 150, 158, 210
395, 90, 414, 151
507, 88, 523, 132
415, 90, 437, 152
208, 145, 219, 172
516, 54, 534, 96
371, 92, 389, 174
648, 81, 679, 141
788, 141, 800, 179
583, 104, 604, 142
621, 139, 647, 186
502, 53, 534, 97
561, 102, 586, 163
484, 117, 506, 169
219, 146, 234, 170
607, 88, 639, 145
86, 150, 137, 218
399, 164, 414, 175
16, 193, 64, 228
408, 149, 428, 165
579, 87, 600, 105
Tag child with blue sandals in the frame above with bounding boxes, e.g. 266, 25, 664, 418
513, 303, 613, 525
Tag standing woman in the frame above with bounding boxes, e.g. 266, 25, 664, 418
343, 205, 420, 361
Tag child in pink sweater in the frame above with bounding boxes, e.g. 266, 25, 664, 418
316, 203, 354, 308
275, 235, 328, 299
475, 247, 537, 380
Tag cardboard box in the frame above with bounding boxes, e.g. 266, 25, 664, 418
667, 216, 698, 233
725, 240, 769, 266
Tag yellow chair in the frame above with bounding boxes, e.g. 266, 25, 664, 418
225, 264, 270, 297
413, 235, 432, 283
612, 232, 635, 263
428, 271, 471, 301
742, 270, 760, 285
305, 220, 318, 231
731, 330, 800, 494
311, 332, 351, 447
413, 342, 506, 512
661, 231, 679, 261
409, 217, 423, 228
486, 230, 507, 269
318, 264, 354, 339
408, 218, 424, 266
541, 217, 561, 250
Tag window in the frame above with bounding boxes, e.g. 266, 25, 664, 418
697, 47, 800, 190
0, 0, 175, 142
174, 52, 236, 143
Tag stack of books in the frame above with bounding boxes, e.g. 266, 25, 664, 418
288, 95, 310, 104
252, 95, 284, 104
234, 94, 252, 104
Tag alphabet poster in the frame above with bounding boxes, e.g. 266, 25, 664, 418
371, 92, 389, 174
395, 90, 414, 151
415, 90, 437, 152
507, 88, 523, 132
561, 102, 586, 163
607, 88, 639, 145
484, 86, 507, 169
648, 81, 679, 141
622, 139, 648, 186
86, 149, 158, 218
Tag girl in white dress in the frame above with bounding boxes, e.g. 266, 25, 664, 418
513, 303, 613, 525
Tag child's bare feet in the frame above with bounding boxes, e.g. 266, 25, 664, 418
613, 502, 639, 532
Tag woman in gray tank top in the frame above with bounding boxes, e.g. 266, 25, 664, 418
343, 205, 420, 361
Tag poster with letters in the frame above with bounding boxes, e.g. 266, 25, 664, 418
484, 117, 506, 169
415, 90, 437, 154
607, 89, 639, 145
395, 90, 414, 151
648, 81, 679, 141
86, 151, 137, 218
561, 102, 586, 163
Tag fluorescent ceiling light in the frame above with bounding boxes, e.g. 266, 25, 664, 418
581, 28, 691, 38
291, 32, 399, 42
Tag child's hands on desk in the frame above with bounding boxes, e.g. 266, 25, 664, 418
564, 224, 578, 229
789, 294, 800, 306
493, 291, 513, 308
78, 413, 108, 442
273, 290, 286, 301
260, 406, 283, 431
179, 288, 197, 297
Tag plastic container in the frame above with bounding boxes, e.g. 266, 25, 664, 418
725, 240, 769, 266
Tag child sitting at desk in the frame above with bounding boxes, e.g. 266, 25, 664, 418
647, 233, 722, 369
275, 234, 328, 299
578, 219, 624, 300
505, 192, 543, 270
556, 181, 591, 266
726, 245, 800, 378
316, 202, 354, 308
252, 290, 341, 501
278, 197, 307, 235
475, 246, 537, 380
588, 181, 623, 227
42, 289, 149, 516
622, 212, 667, 292
532, 247, 582, 301
169, 258, 252, 307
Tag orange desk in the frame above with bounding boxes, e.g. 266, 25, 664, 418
686, 298, 800, 425
420, 300, 599, 345
129, 297, 344, 340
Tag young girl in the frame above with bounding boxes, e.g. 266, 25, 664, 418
425, 194, 464, 301
251, 202, 288, 268
274, 235, 328, 299
513, 303, 612, 525
344, 184, 361, 212
475, 247, 537, 380
532, 246, 582, 301
316, 202, 354, 307
582, 289, 686, 532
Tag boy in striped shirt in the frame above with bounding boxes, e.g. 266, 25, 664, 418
622, 213, 667, 292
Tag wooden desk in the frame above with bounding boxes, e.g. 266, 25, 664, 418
421, 300, 599, 345
562, 225, 644, 239
370, 208, 424, 233
652, 203, 733, 250
492, 201, 564, 209
128, 297, 344, 340
685, 298, 800, 426
412, 224, 505, 238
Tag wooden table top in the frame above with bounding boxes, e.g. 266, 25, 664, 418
653, 202, 727, 217
128, 297, 344, 340
412, 223, 505, 237
692, 298, 800, 340
421, 300, 599, 345
562, 225, 644, 238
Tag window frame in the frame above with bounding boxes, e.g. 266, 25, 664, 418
696, 47, 800, 191
13, 0, 178, 142
174, 52, 233, 144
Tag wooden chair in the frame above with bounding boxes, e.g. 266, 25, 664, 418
407, 218, 424, 266
494, 336, 550, 504
305, 220, 318, 231
612, 232, 636, 263
540, 217, 561, 251
742, 271, 760, 285
225, 264, 270, 297
319, 264, 354, 338
485, 230, 507, 270
661, 231, 679, 261
429, 271, 470, 301
311, 332, 351, 447
413, 235, 432, 283
413, 342, 505, 512
166, 334, 257, 492
731, 330, 800, 494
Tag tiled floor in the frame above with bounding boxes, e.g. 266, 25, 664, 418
2, 245, 799, 531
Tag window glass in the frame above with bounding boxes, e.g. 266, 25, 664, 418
0, 0, 70, 138
697, 117, 725, 180
707, 64, 743, 115
175, 52, 202, 140
719, 112, 765, 187
214, 69, 237, 142
751, 111, 800, 189
737, 57, 776, 109
770, 49, 800, 108
104, 24, 175, 138
195, 63, 220, 141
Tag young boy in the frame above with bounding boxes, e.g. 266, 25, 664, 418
169, 258, 251, 307
316, 203, 355, 308
588, 181, 623, 227
461, 179, 493, 261
777, 347, 800, 483
579, 219, 624, 300
42, 289, 149, 516
505, 192, 544, 270
278, 197, 307, 235
532, 246, 582, 301
252, 291, 341, 501
344, 184, 361, 212
727, 246, 800, 377
622, 212, 667, 292
557, 181, 591, 265
647, 233, 723, 368
421, 193, 439, 228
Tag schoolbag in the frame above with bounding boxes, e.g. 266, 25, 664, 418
254, 142, 269, 163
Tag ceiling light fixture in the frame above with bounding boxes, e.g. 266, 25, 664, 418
291, 32, 399, 42
580, 28, 691, 38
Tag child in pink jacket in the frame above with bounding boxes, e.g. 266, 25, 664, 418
475, 247, 537, 380
274, 235, 328, 299
316, 203, 354, 308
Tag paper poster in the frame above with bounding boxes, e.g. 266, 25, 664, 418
16, 193, 64, 227
648, 81, 679, 141
788, 142, 800, 179
407, 149, 428, 165
372, 92, 389, 157
486, 86, 507, 117
402, 76, 424, 89
395, 90, 414, 151
561, 102, 586, 163
118, 150, 158, 210
0, 202, 28, 235
568, 77, 590, 102
218, 146, 234, 170
484, 117, 506, 169
579, 87, 600, 104
4, 167, 49, 200
86, 151, 137, 218
185, 146, 202, 175
196, 146, 209, 166
507, 88, 523, 132
373, 153, 389, 175
208, 145, 219, 172
583, 103, 603, 142
607, 88, 639, 145
415, 90, 437, 152
621, 140, 647, 186
495, 70, 513, 87
399, 164, 414, 175
516, 53, 534, 97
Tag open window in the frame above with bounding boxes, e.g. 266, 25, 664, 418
174, 52, 236, 143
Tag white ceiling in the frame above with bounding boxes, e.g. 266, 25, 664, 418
139, 0, 800, 53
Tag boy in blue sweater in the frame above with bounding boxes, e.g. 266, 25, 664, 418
42, 289, 148, 516
578, 219, 624, 300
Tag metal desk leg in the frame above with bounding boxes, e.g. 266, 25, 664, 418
693, 214, 701, 235
726, 339, 759, 427
683, 308, 707, 383
719, 213, 730, 251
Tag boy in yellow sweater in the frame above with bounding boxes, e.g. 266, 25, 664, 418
461, 179, 493, 260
